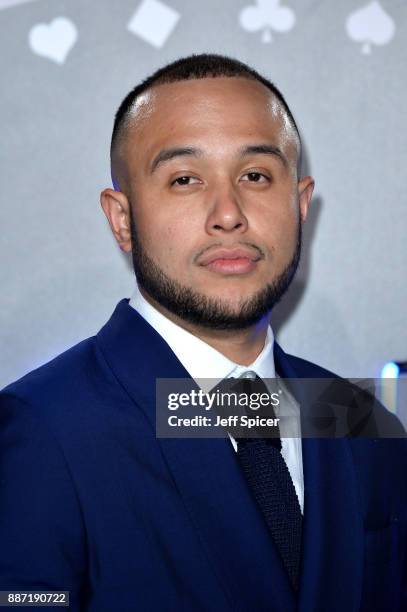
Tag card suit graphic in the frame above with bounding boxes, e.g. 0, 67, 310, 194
127, 0, 180, 49
239, 0, 295, 43
346, 1, 395, 54
28, 16, 78, 64
0, 0, 37, 9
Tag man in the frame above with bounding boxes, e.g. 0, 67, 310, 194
0, 54, 406, 611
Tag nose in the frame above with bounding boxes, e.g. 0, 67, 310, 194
205, 182, 249, 235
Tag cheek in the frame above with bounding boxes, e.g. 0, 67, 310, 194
277, 211, 300, 253
256, 201, 299, 250
139, 216, 196, 271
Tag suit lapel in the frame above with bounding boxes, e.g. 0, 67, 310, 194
274, 343, 364, 611
97, 300, 296, 612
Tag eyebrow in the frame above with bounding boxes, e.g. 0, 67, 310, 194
239, 144, 288, 168
149, 143, 288, 174
150, 147, 203, 174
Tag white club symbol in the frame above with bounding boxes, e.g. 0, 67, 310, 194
239, 0, 295, 43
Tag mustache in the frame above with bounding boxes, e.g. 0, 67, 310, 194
194, 241, 265, 264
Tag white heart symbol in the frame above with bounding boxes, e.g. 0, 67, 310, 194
29, 16, 78, 65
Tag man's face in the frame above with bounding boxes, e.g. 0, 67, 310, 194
108, 77, 313, 329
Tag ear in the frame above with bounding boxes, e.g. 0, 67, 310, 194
297, 176, 315, 223
100, 188, 132, 253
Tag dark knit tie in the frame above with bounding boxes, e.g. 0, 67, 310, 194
230, 375, 302, 591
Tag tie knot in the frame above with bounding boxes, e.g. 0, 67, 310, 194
237, 370, 257, 380
212, 375, 282, 448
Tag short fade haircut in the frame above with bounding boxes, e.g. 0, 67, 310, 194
110, 53, 301, 187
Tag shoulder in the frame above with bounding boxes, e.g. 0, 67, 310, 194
281, 351, 407, 508
0, 333, 122, 435
1, 335, 99, 401
278, 344, 406, 441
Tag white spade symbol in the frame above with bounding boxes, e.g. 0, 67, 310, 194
262, 28, 272, 43
346, 1, 395, 55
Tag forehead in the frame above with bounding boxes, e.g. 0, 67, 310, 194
122, 77, 298, 165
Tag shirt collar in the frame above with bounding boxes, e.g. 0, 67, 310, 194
129, 283, 275, 389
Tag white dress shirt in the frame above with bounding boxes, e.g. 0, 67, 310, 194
129, 283, 304, 513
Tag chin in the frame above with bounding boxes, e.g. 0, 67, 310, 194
199, 288, 259, 308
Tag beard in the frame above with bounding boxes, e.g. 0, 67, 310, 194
129, 211, 301, 330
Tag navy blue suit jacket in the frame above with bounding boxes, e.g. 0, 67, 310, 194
1, 299, 406, 611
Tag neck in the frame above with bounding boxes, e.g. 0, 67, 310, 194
139, 287, 271, 366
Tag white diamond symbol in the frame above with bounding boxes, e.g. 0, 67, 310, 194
127, 0, 180, 49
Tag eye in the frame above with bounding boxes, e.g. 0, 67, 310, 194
241, 172, 270, 183
171, 175, 201, 186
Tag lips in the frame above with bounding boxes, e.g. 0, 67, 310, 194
198, 247, 262, 266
